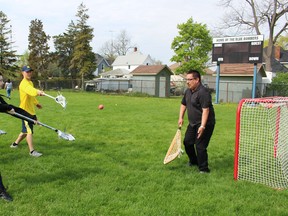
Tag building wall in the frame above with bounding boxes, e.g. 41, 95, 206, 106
219, 75, 264, 103
131, 70, 172, 97
131, 76, 156, 96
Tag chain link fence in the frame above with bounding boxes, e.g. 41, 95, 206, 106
5, 78, 286, 101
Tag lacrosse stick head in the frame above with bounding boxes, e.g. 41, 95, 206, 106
0, 130, 7, 135
55, 94, 67, 109
57, 130, 75, 141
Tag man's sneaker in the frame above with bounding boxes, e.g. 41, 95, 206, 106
30, 150, 42, 157
0, 190, 13, 202
199, 168, 210, 174
10, 143, 18, 148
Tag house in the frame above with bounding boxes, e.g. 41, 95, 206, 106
131, 65, 173, 97
262, 46, 288, 85
112, 47, 155, 72
169, 62, 182, 74
203, 67, 216, 90
169, 63, 216, 93
263, 46, 288, 73
214, 63, 266, 103
93, 54, 111, 76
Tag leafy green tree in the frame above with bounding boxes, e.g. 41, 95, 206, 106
269, 72, 288, 96
171, 18, 212, 74
70, 3, 96, 88
263, 34, 288, 48
28, 19, 51, 82
0, 11, 18, 78
276, 34, 288, 49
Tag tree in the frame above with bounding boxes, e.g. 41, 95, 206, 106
276, 33, 288, 49
171, 18, 212, 74
263, 33, 288, 48
70, 3, 96, 88
28, 19, 51, 81
16, 50, 29, 67
54, 21, 77, 78
99, 30, 136, 62
99, 40, 117, 65
0, 11, 18, 79
269, 72, 288, 96
218, 0, 288, 72
113, 30, 135, 56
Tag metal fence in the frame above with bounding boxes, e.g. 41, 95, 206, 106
6, 78, 286, 102
170, 80, 281, 102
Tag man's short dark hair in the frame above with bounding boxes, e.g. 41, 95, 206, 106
187, 69, 201, 81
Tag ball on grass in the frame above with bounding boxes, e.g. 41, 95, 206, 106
98, 104, 104, 110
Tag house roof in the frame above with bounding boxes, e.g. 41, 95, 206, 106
169, 62, 182, 73
263, 46, 288, 72
101, 68, 130, 76
169, 63, 217, 75
204, 68, 214, 75
215, 63, 266, 77
112, 50, 153, 66
96, 53, 110, 66
131, 65, 173, 75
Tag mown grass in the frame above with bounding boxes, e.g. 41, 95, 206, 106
0, 90, 287, 215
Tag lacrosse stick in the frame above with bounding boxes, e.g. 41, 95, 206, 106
163, 126, 184, 164
0, 129, 7, 135
44, 92, 67, 109
12, 112, 75, 141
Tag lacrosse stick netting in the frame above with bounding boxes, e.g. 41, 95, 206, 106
55, 94, 67, 109
44, 92, 67, 109
164, 127, 183, 164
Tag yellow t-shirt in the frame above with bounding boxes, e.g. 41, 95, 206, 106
19, 78, 39, 115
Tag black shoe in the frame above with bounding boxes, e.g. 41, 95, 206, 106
0, 190, 13, 202
199, 168, 210, 174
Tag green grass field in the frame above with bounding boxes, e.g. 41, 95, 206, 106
0, 90, 287, 215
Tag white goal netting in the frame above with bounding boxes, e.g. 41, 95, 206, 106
235, 97, 288, 189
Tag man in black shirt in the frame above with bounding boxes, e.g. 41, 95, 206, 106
178, 70, 215, 173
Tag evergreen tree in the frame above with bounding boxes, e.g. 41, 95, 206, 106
28, 19, 51, 81
54, 21, 77, 78
0, 11, 18, 78
70, 3, 96, 87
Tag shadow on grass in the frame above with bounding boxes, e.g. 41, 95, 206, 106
16, 166, 102, 187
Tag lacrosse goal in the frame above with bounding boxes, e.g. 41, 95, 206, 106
234, 97, 288, 189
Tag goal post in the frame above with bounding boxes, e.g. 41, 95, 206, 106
234, 97, 288, 189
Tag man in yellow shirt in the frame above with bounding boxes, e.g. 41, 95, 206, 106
10, 66, 45, 157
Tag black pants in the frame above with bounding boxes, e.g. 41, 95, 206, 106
183, 124, 215, 171
0, 173, 5, 191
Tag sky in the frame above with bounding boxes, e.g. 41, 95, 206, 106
0, 0, 225, 65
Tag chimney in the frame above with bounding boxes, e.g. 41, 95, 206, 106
134, 47, 137, 52
274, 45, 281, 61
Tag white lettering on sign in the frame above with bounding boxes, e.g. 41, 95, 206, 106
214, 44, 222, 47
251, 41, 261, 45
249, 57, 259, 61
213, 35, 264, 44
